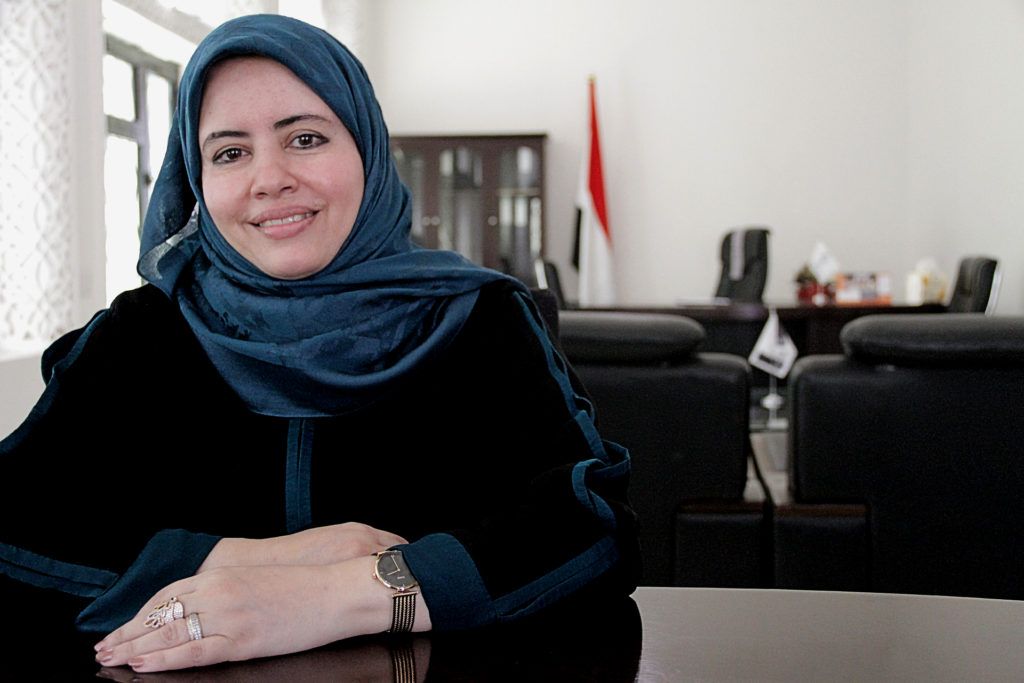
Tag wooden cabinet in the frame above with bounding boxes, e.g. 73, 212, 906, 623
390, 134, 546, 282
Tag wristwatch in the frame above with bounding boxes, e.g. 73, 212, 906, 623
373, 550, 419, 634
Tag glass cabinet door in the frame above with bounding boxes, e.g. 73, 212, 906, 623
391, 134, 546, 283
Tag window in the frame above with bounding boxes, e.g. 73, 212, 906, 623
103, 34, 178, 303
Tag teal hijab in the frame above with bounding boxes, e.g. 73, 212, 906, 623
138, 14, 514, 417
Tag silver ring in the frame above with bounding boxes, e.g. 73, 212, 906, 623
186, 612, 204, 641
144, 597, 184, 628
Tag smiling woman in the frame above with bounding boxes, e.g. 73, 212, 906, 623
198, 57, 365, 280
0, 13, 639, 675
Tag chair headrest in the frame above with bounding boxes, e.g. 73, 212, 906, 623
558, 310, 705, 364
841, 313, 1024, 365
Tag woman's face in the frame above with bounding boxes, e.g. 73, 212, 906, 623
198, 57, 365, 280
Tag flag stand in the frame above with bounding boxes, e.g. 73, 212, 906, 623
760, 375, 787, 431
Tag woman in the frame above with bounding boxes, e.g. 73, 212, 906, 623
0, 14, 638, 673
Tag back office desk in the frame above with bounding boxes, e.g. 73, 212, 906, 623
581, 302, 945, 393
43, 586, 1024, 681
583, 302, 946, 356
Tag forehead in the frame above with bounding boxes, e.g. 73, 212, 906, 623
199, 56, 331, 124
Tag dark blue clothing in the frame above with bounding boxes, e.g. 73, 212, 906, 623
0, 281, 639, 635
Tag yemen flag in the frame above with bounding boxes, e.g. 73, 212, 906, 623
575, 77, 615, 306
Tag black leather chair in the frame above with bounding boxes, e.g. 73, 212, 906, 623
947, 256, 999, 313
714, 228, 770, 303
529, 287, 560, 338
558, 310, 767, 587
769, 313, 1024, 599
540, 261, 566, 309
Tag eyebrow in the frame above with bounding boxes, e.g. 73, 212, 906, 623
201, 113, 332, 151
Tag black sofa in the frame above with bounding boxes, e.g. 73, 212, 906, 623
768, 313, 1024, 599
558, 310, 767, 587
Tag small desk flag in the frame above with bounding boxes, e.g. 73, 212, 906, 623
748, 309, 798, 379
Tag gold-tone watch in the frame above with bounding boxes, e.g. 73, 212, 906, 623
373, 550, 419, 634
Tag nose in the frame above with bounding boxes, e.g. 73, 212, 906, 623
250, 149, 297, 198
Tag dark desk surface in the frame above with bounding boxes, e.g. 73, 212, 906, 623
33, 585, 1024, 681
583, 301, 945, 357
589, 300, 945, 318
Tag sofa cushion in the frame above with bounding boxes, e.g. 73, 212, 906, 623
841, 314, 1024, 365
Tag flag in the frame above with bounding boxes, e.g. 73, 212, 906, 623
748, 308, 798, 379
575, 77, 615, 306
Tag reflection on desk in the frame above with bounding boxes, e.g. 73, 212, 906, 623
31, 593, 643, 682
29, 586, 1024, 681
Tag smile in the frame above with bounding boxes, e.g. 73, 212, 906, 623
257, 212, 317, 228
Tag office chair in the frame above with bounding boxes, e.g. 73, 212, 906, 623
715, 228, 770, 303
533, 259, 566, 309
947, 256, 999, 313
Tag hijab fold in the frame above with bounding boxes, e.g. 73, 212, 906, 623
138, 14, 514, 417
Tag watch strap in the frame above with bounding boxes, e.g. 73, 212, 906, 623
389, 590, 417, 634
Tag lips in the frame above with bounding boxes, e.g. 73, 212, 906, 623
253, 211, 317, 228
249, 209, 319, 239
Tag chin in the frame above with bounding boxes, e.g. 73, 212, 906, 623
258, 258, 329, 281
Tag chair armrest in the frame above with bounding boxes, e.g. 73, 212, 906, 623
841, 314, 1024, 365
558, 311, 705, 364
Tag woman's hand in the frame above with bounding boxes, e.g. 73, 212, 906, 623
198, 522, 407, 572
95, 556, 401, 672
93, 523, 430, 672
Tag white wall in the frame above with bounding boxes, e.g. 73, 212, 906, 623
906, 0, 1024, 315
365, 0, 1023, 312
0, 353, 43, 438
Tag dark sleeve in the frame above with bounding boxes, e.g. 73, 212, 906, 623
0, 287, 222, 635
399, 284, 641, 630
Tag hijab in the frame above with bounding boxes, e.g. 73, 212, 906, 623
138, 14, 515, 417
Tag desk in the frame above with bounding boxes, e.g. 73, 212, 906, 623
636, 587, 1024, 681
37, 586, 1024, 681
586, 302, 944, 357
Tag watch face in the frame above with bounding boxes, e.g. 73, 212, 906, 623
376, 551, 418, 590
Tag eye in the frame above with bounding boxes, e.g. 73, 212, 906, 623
212, 147, 247, 165
291, 132, 328, 150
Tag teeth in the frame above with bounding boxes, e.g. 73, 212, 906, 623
259, 212, 314, 228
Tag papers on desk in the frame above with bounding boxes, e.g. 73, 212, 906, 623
835, 271, 893, 305
807, 241, 841, 284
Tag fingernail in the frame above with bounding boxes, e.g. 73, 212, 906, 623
93, 640, 106, 652
129, 657, 145, 670
95, 649, 114, 664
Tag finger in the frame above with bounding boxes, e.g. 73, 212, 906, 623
127, 633, 234, 673
95, 589, 193, 655
384, 531, 408, 546
352, 521, 406, 547
96, 611, 201, 667
96, 582, 197, 651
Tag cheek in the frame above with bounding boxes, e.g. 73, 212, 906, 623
201, 175, 239, 228
337, 167, 365, 214
324, 150, 365, 209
